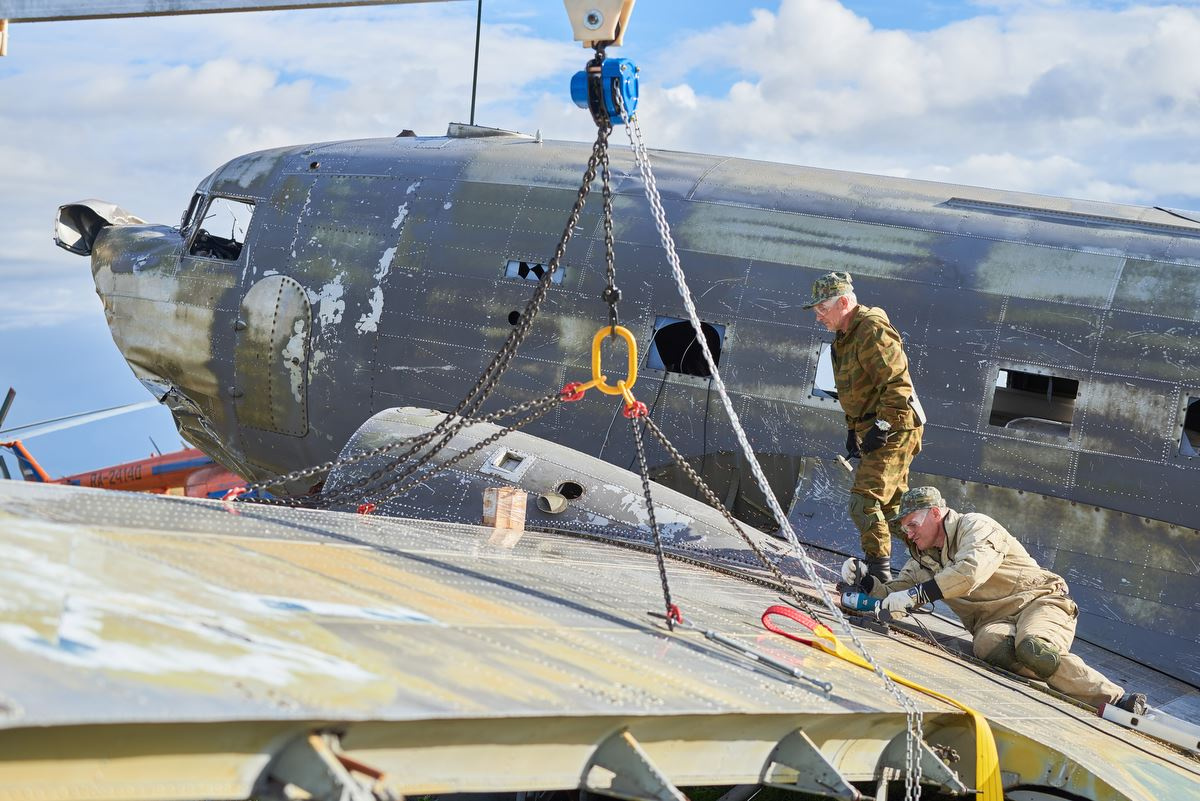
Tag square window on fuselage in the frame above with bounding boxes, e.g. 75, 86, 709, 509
988, 368, 1079, 438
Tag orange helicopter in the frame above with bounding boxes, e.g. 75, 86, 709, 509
0, 388, 245, 498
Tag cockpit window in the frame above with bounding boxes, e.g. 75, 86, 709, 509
180, 192, 203, 232
188, 196, 255, 261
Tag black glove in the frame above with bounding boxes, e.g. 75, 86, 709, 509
845, 429, 861, 459
860, 421, 892, 454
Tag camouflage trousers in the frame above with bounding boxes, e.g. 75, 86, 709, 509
973, 594, 1124, 708
848, 426, 921, 559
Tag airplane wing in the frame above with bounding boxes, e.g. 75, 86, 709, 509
1, 479, 1197, 801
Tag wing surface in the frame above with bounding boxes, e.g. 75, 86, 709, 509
0, 481, 1196, 801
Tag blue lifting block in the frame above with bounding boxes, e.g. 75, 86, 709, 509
571, 57, 639, 126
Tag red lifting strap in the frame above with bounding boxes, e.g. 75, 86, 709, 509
761, 603, 826, 646
357, 503, 377, 515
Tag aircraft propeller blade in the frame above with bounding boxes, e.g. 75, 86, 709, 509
0, 399, 159, 441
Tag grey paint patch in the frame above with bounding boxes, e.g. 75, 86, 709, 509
235, 275, 311, 437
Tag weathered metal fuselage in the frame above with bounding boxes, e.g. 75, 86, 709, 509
64, 128, 1200, 683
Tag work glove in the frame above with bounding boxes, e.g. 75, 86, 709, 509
840, 557, 867, 585
860, 420, 892, 454
881, 587, 921, 614
845, 429, 861, 459
838, 557, 883, 593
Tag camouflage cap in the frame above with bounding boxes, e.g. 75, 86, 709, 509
802, 271, 854, 309
890, 486, 947, 521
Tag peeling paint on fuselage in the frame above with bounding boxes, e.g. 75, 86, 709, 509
282, 319, 307, 404
355, 247, 396, 335
309, 274, 347, 327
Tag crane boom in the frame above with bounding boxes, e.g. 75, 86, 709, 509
0, 0, 455, 23
0, 0, 462, 55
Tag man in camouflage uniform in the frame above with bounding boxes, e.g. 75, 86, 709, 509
805, 271, 923, 582
843, 486, 1147, 714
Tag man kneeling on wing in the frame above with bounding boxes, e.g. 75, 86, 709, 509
843, 485, 1147, 715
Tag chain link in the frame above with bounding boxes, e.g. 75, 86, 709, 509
624, 113, 925, 798
312, 391, 558, 510
641, 417, 822, 619
235, 67, 614, 509
600, 139, 620, 335
349, 392, 563, 508
629, 416, 677, 630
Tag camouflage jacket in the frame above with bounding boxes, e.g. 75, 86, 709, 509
869, 510, 1071, 635
832, 305, 918, 430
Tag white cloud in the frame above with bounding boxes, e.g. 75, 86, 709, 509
1130, 162, 1200, 201
2, 0, 1197, 336
0, 5, 579, 330
635, 0, 1200, 210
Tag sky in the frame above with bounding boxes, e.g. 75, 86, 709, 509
1, 0, 1198, 477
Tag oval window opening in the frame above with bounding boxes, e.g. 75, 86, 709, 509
556, 480, 584, 500
647, 318, 725, 378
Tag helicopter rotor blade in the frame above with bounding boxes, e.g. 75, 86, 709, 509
0, 399, 159, 441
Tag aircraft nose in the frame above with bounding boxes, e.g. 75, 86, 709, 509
56, 200, 183, 282
89, 222, 184, 281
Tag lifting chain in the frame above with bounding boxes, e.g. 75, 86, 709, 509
234, 57, 614, 509
332, 391, 563, 511
598, 100, 621, 335
623, 111, 925, 800
628, 412, 679, 630
640, 416, 822, 619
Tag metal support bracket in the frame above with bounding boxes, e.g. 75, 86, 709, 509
877, 733, 967, 795
582, 729, 686, 801
260, 731, 398, 801
1101, 702, 1200, 754
874, 766, 900, 801
563, 0, 635, 48
762, 729, 860, 800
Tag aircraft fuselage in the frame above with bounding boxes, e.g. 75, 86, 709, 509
64, 126, 1200, 681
